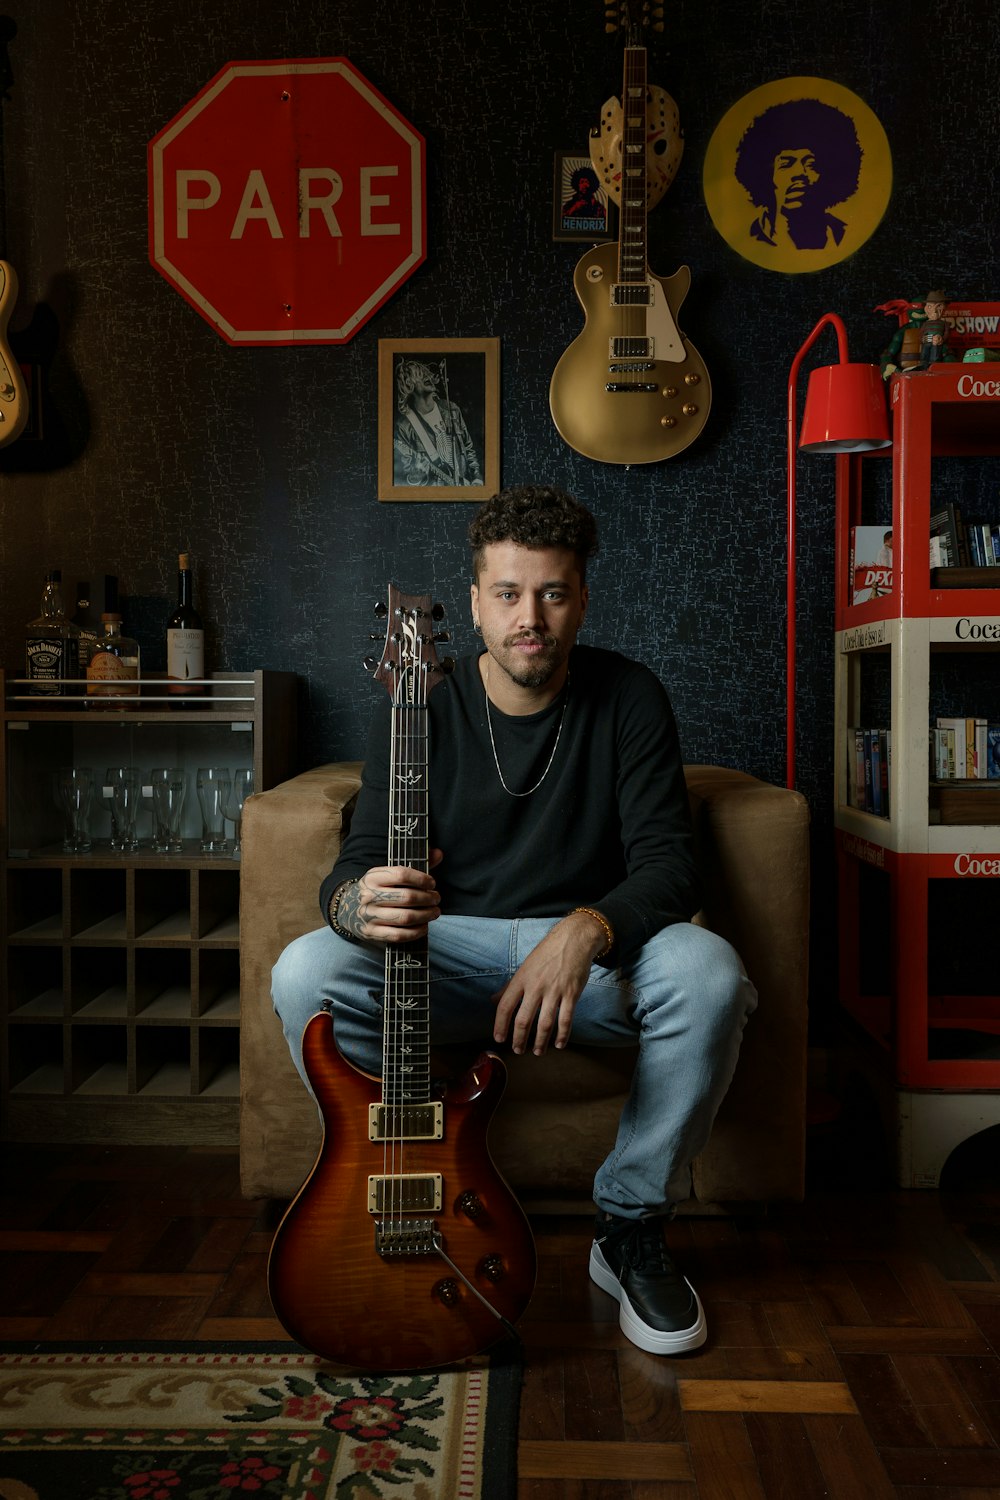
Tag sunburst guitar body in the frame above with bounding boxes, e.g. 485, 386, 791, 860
549, 241, 709, 465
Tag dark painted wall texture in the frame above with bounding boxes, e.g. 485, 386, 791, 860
1, 0, 998, 1019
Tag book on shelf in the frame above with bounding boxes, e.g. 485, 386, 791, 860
967, 523, 1000, 567
847, 725, 891, 814
932, 716, 995, 779
849, 526, 893, 605
929, 501, 969, 568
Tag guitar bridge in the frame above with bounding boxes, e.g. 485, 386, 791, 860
375, 1217, 442, 1257
368, 1172, 443, 1213
606, 382, 660, 393
608, 361, 655, 372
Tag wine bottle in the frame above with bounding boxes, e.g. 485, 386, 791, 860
25, 569, 81, 696
165, 552, 205, 698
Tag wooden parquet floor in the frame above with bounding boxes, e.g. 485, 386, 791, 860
1, 1131, 999, 1499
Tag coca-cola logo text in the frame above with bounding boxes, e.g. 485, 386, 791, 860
954, 853, 1000, 876
957, 373, 1000, 398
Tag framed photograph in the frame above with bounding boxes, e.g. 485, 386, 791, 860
552, 150, 616, 243
378, 337, 500, 502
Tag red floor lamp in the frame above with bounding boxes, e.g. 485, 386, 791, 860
786, 313, 892, 788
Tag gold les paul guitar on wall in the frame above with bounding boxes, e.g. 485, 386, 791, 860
268, 587, 536, 1370
549, 2, 710, 465
0, 17, 28, 449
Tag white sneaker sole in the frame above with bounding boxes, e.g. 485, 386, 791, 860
589, 1241, 707, 1355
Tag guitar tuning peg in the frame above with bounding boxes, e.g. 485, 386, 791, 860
441, 657, 456, 675
432, 602, 445, 621
433, 629, 451, 643
363, 655, 379, 673
374, 601, 388, 618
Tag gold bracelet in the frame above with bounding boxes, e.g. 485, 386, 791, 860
569, 906, 614, 959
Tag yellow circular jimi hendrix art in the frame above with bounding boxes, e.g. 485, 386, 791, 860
703, 77, 892, 273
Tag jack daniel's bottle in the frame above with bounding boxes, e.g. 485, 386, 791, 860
25, 570, 80, 695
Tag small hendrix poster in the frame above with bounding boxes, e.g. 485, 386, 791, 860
552, 152, 615, 243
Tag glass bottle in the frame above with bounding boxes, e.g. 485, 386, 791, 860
25, 569, 81, 696
165, 552, 205, 698
72, 579, 101, 673
86, 613, 141, 706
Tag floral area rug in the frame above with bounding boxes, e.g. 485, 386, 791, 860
0, 1341, 522, 1499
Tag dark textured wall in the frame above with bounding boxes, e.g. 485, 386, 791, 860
1, 0, 998, 1017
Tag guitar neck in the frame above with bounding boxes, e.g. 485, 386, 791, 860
382, 696, 432, 1107
618, 41, 648, 283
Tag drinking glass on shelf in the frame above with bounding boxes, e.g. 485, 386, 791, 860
224, 768, 253, 857
196, 766, 231, 854
150, 767, 187, 854
106, 767, 141, 853
56, 767, 93, 853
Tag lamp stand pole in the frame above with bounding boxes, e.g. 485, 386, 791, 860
786, 313, 851, 790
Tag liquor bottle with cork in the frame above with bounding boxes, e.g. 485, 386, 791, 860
86, 606, 141, 707
165, 552, 205, 699
25, 569, 81, 696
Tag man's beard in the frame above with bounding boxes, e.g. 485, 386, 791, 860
488, 631, 564, 689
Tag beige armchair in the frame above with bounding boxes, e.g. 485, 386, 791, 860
239, 763, 810, 1211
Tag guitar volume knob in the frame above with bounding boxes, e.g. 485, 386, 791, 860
684, 372, 701, 386
682, 403, 698, 416
661, 416, 677, 427
662, 386, 677, 399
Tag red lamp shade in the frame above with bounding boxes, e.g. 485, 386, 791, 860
798, 362, 892, 453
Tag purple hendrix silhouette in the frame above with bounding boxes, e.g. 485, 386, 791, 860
734, 98, 863, 251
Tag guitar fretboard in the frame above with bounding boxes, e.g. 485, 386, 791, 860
618, 42, 648, 285
382, 692, 432, 1110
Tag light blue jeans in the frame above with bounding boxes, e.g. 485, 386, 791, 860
271, 916, 757, 1215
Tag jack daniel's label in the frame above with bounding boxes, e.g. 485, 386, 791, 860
26, 635, 72, 694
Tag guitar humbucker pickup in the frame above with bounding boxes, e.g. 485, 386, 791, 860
368, 1173, 443, 1213
369, 1102, 443, 1141
610, 337, 654, 359
612, 284, 653, 307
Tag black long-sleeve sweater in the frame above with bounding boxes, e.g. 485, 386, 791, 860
319, 644, 701, 967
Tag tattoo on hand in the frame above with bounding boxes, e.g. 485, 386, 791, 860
337, 880, 367, 937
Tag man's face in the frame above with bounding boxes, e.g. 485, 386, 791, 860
772, 147, 819, 213
924, 300, 946, 322
471, 542, 588, 693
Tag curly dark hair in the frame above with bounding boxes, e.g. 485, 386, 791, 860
734, 99, 863, 211
468, 484, 598, 580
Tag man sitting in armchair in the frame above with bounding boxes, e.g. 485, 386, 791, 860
271, 483, 757, 1355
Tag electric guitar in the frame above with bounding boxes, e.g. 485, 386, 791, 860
549, 3, 710, 465
268, 587, 536, 1370
0, 20, 27, 448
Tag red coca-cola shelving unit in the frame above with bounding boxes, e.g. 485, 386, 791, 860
833, 357, 1000, 1185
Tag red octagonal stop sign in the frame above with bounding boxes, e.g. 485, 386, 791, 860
148, 58, 426, 345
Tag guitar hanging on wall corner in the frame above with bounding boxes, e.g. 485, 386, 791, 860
549, 1, 710, 465
0, 16, 28, 448
268, 586, 537, 1371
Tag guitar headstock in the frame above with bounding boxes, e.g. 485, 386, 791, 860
365, 584, 452, 705
604, 2, 664, 39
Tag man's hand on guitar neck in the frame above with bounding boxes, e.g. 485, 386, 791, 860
328, 854, 443, 944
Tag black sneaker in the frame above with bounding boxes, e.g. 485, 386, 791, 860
589, 1211, 707, 1354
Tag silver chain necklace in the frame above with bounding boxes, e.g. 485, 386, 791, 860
483, 661, 570, 797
